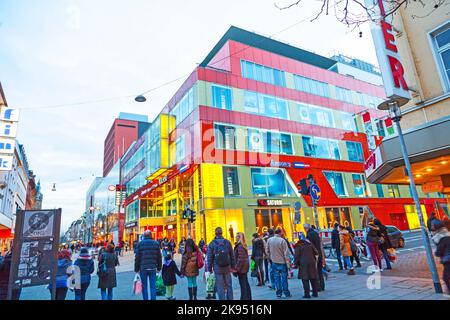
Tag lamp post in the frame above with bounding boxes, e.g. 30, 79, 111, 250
378, 98, 443, 294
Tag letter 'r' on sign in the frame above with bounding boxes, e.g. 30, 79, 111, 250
388, 56, 409, 91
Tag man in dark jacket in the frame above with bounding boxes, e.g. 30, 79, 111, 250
304, 223, 325, 291
135, 230, 162, 300
331, 223, 343, 270
431, 220, 450, 293
374, 219, 392, 270
207, 227, 235, 300
427, 212, 438, 232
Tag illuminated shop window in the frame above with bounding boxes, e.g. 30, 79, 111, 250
324, 171, 347, 197
212, 85, 232, 110
318, 207, 353, 229
240, 60, 286, 87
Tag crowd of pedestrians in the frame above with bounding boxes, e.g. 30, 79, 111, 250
0, 213, 449, 300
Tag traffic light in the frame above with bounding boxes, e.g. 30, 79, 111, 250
182, 210, 188, 219
189, 209, 196, 223
297, 178, 309, 195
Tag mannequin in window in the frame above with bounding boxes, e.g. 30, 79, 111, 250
228, 225, 235, 243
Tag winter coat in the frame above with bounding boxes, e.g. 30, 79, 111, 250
162, 260, 182, 286
134, 237, 162, 272
54, 259, 72, 288
366, 224, 381, 244
98, 252, 119, 289
0, 251, 12, 290
74, 256, 95, 284
294, 240, 318, 280
251, 238, 265, 259
234, 242, 250, 274
331, 228, 340, 250
206, 236, 235, 274
339, 229, 353, 257
306, 229, 323, 260
377, 224, 393, 250
181, 250, 199, 277
432, 228, 450, 265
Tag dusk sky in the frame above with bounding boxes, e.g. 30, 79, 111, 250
0, 0, 379, 231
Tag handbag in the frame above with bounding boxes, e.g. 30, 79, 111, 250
97, 253, 108, 277
133, 273, 142, 295
196, 249, 205, 269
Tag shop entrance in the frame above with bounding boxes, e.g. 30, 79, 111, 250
255, 208, 285, 235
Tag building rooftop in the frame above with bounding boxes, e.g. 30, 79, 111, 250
118, 112, 148, 123
200, 25, 338, 70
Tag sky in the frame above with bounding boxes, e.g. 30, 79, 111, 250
0, 0, 379, 232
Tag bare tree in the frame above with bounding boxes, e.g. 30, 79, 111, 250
275, 0, 450, 30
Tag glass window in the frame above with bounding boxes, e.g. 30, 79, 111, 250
244, 91, 259, 114
266, 132, 281, 154
302, 136, 315, 157
248, 129, 265, 152
341, 112, 357, 132
255, 64, 264, 82
329, 140, 341, 160
388, 185, 401, 198
346, 141, 364, 162
212, 85, 232, 110
214, 124, 236, 150
280, 134, 293, 155
175, 135, 185, 163
376, 184, 384, 198
324, 172, 347, 197
310, 106, 334, 127
314, 137, 331, 159
352, 173, 370, 197
298, 103, 311, 123
250, 168, 293, 197
240, 60, 286, 87
259, 95, 277, 117
223, 166, 240, 196
275, 99, 289, 120
273, 69, 286, 87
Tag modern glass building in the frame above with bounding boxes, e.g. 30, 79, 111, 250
121, 26, 447, 245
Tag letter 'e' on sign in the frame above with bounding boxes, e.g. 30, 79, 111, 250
365, 0, 411, 104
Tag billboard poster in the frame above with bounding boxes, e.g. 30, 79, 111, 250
8, 209, 61, 299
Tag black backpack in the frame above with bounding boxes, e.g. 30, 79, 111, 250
214, 239, 230, 267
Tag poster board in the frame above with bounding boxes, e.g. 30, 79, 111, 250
7, 209, 61, 299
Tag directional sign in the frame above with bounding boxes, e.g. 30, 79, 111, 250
310, 184, 321, 201
294, 201, 301, 224
294, 202, 301, 210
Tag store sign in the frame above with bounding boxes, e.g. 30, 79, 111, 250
0, 154, 13, 170
257, 199, 283, 207
0, 137, 15, 154
364, 147, 382, 177
365, 0, 410, 102
125, 221, 137, 228
293, 162, 311, 169
422, 180, 444, 194
0, 122, 18, 138
223, 166, 240, 196
0, 107, 20, 122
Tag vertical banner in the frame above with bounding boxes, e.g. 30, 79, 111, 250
362, 112, 376, 151
8, 209, 62, 299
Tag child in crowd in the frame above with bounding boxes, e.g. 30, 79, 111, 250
161, 253, 182, 300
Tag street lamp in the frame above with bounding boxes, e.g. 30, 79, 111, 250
378, 98, 443, 294
135, 95, 146, 102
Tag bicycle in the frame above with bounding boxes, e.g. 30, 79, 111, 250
354, 237, 370, 261
324, 244, 337, 259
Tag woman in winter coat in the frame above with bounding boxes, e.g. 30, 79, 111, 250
49, 249, 73, 300
251, 233, 265, 286
365, 220, 382, 270
234, 232, 252, 300
180, 238, 200, 300
161, 253, 182, 300
374, 219, 393, 270
294, 233, 319, 299
339, 225, 355, 275
431, 220, 450, 293
73, 247, 94, 300
97, 244, 119, 300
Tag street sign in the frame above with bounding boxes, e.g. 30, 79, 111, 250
294, 202, 301, 210
294, 202, 301, 224
310, 184, 321, 201
8, 209, 61, 300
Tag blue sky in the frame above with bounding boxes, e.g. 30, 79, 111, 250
0, 0, 379, 231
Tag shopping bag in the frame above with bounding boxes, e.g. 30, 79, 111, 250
197, 249, 205, 269
156, 274, 166, 296
250, 259, 256, 271
133, 273, 142, 296
387, 248, 397, 263
206, 272, 215, 294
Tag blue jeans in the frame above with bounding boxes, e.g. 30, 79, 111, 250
272, 263, 290, 297
380, 247, 392, 269
215, 273, 233, 300
140, 269, 157, 300
269, 262, 276, 286
100, 288, 113, 300
343, 256, 353, 269
74, 283, 89, 300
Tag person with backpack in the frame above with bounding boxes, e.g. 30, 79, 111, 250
180, 238, 202, 300
206, 227, 235, 300
161, 253, 183, 300
73, 247, 95, 300
134, 230, 162, 300
97, 244, 119, 300
266, 228, 291, 298
339, 225, 355, 275
234, 232, 252, 300
251, 233, 265, 286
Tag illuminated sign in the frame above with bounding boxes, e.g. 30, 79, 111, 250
365, 0, 410, 103
257, 199, 283, 207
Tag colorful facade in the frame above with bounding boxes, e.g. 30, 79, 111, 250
122, 26, 447, 245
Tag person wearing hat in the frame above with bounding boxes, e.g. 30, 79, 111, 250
48, 249, 73, 300
294, 232, 319, 298
431, 219, 450, 293
73, 247, 94, 300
